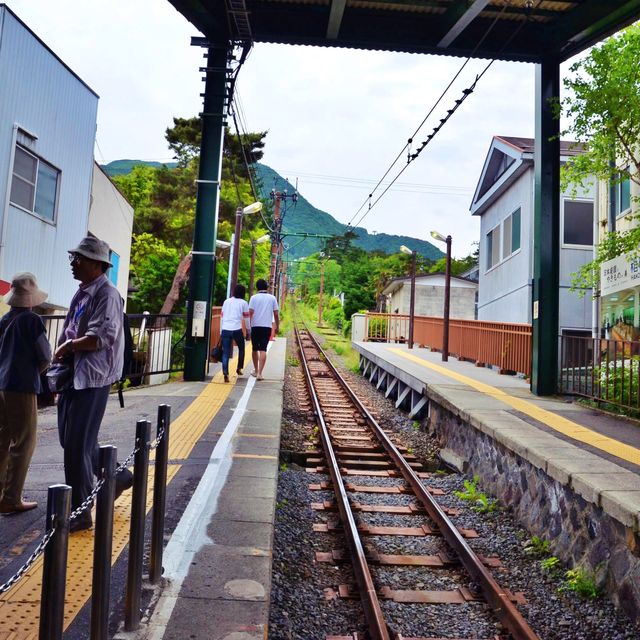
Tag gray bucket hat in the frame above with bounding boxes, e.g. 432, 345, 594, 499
69, 236, 112, 267
4, 272, 48, 307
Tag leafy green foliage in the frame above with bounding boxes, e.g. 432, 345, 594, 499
556, 24, 640, 292
541, 556, 561, 573
596, 356, 640, 407
561, 568, 600, 599
454, 475, 499, 513
524, 536, 551, 557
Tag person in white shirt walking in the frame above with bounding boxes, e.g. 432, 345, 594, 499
220, 284, 250, 383
248, 279, 279, 381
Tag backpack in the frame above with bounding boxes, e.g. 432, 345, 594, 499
118, 310, 135, 408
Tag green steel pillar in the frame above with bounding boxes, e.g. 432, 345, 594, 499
531, 58, 560, 395
184, 44, 229, 381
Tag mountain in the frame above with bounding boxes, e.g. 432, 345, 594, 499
102, 159, 178, 176
101, 159, 444, 261
252, 163, 444, 261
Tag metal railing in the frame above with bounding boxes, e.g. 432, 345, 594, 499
364, 312, 533, 377
0, 404, 172, 639
559, 334, 640, 412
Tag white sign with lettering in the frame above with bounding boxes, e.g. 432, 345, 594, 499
600, 252, 640, 297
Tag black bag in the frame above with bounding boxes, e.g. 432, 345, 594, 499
46, 362, 74, 393
210, 339, 223, 363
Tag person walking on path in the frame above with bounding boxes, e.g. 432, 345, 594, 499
248, 279, 279, 381
0, 274, 51, 515
220, 283, 250, 383
55, 236, 132, 532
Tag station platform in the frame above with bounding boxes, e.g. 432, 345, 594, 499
0, 338, 286, 640
353, 341, 640, 529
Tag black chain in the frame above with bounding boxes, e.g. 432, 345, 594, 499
0, 522, 55, 594
149, 425, 166, 450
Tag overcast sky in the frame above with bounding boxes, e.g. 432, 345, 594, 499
9, 0, 582, 258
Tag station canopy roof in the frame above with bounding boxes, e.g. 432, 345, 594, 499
167, 0, 640, 63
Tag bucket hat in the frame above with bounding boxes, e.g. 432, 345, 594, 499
68, 236, 112, 267
3, 272, 48, 307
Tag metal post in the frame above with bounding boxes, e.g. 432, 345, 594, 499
249, 240, 257, 297
184, 44, 229, 381
531, 57, 560, 395
125, 420, 151, 631
91, 446, 117, 640
150, 405, 171, 584
318, 260, 325, 326
39, 484, 71, 640
442, 236, 452, 362
408, 251, 416, 349
230, 207, 243, 293
268, 196, 281, 294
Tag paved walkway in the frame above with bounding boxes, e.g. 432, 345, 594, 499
0, 338, 286, 640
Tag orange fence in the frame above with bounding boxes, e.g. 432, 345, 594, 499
210, 306, 222, 348
364, 313, 532, 377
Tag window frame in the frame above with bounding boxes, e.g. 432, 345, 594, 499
612, 170, 632, 219
485, 207, 521, 273
9, 144, 60, 224
562, 197, 594, 248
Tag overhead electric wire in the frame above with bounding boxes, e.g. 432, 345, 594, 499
347, 0, 542, 232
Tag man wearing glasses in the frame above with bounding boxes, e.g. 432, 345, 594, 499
54, 236, 132, 532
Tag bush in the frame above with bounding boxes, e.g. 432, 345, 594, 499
597, 356, 640, 406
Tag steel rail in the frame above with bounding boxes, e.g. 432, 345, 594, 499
302, 325, 540, 640
295, 326, 391, 640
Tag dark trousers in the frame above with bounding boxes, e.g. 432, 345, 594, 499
57, 385, 110, 510
221, 329, 245, 376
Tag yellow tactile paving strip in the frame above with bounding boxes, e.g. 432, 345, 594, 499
389, 348, 640, 467
0, 362, 237, 638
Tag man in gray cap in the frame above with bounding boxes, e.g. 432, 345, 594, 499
55, 236, 131, 532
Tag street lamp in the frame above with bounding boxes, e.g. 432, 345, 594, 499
230, 201, 263, 294
430, 230, 452, 362
249, 234, 271, 297
400, 245, 417, 349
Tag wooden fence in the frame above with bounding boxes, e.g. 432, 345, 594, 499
364, 312, 532, 377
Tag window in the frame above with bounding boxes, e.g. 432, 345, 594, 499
9, 146, 59, 221
563, 200, 593, 246
612, 172, 631, 218
486, 208, 521, 271
486, 226, 500, 270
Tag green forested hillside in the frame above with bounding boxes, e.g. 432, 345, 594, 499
102, 159, 178, 176
253, 164, 444, 260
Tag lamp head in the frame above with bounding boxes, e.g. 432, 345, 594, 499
399, 245, 413, 255
242, 202, 263, 215
256, 234, 271, 244
430, 230, 447, 243
215, 240, 231, 249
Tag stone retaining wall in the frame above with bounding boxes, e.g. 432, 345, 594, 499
429, 401, 640, 623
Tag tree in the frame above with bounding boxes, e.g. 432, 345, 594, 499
557, 24, 640, 292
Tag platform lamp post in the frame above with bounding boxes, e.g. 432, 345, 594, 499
430, 231, 452, 362
230, 202, 263, 294
249, 234, 271, 297
400, 245, 417, 349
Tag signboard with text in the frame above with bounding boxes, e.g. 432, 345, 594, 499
600, 253, 640, 297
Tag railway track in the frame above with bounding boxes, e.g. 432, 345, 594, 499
295, 324, 540, 640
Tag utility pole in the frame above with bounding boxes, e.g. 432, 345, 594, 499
268, 196, 281, 294
318, 259, 325, 326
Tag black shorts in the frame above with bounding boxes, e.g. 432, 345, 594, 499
251, 326, 271, 351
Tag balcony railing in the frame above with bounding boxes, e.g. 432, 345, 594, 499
364, 312, 532, 377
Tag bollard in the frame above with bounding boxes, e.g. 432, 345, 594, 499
90, 445, 117, 640
125, 419, 151, 631
150, 404, 171, 584
39, 484, 71, 640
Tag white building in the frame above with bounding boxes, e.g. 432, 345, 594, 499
471, 136, 594, 339
0, 4, 98, 310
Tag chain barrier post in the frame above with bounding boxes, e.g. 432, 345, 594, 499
125, 420, 151, 631
90, 445, 117, 640
150, 404, 171, 584
39, 484, 71, 640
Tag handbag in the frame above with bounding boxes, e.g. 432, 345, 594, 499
46, 361, 74, 393
210, 338, 223, 363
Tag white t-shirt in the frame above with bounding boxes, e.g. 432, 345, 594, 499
221, 297, 250, 331
249, 291, 279, 328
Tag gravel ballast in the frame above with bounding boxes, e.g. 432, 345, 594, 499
268, 330, 640, 640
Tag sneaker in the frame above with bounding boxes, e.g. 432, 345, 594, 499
250, 371, 257, 378
236, 368, 243, 376
224, 374, 230, 383
70, 514, 93, 533
257, 374, 264, 381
